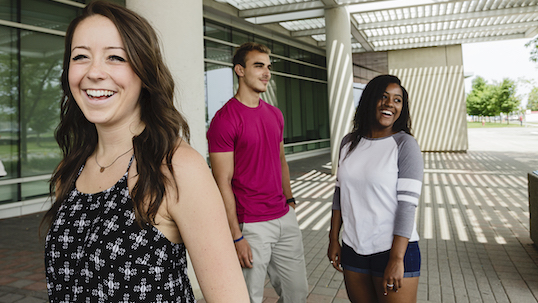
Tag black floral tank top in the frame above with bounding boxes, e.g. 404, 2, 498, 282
44, 156, 196, 303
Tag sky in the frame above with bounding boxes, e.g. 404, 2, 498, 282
462, 38, 538, 108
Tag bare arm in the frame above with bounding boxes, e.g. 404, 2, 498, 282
328, 209, 343, 272
382, 235, 409, 294
170, 144, 248, 302
209, 152, 253, 268
279, 142, 294, 208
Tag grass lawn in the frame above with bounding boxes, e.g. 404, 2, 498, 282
467, 121, 524, 128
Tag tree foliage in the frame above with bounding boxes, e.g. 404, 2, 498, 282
525, 36, 538, 63
466, 77, 521, 122
495, 79, 520, 123
466, 76, 500, 117
466, 76, 487, 116
528, 87, 538, 111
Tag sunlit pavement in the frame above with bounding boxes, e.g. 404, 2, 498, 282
3, 128, 538, 303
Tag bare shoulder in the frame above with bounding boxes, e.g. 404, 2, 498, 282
171, 140, 209, 174
167, 140, 214, 197
165, 140, 224, 221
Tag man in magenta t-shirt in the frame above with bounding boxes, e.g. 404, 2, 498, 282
207, 42, 308, 303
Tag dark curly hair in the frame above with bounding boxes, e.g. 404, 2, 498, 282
346, 74, 412, 157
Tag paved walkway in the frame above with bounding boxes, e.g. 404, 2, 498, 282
2, 127, 538, 302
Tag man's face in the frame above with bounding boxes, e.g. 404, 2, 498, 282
236, 50, 271, 93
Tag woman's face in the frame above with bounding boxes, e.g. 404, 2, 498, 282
372, 82, 403, 138
68, 15, 142, 128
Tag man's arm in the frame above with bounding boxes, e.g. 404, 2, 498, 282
279, 141, 295, 208
209, 152, 253, 268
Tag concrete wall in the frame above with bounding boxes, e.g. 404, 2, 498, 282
389, 45, 468, 152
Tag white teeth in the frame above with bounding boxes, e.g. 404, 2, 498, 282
86, 89, 114, 98
382, 110, 393, 116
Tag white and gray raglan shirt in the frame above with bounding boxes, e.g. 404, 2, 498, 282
333, 131, 424, 255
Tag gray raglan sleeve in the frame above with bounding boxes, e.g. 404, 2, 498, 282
393, 133, 424, 238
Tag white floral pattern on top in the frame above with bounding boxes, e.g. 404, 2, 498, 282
45, 156, 195, 302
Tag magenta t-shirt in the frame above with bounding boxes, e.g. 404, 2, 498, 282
207, 98, 289, 223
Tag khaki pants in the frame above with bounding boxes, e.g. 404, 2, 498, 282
240, 207, 308, 303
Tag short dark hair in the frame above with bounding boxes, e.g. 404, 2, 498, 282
232, 42, 271, 76
346, 74, 412, 156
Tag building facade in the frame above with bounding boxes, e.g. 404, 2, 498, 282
0, 0, 470, 219
0, 0, 333, 218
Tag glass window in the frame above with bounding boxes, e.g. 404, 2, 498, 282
289, 46, 300, 61
21, 179, 48, 200
205, 63, 234, 125
302, 81, 315, 139
272, 41, 287, 57
289, 61, 300, 77
205, 20, 231, 42
259, 77, 277, 107
254, 35, 271, 49
205, 40, 232, 64
0, 0, 16, 22
313, 54, 326, 68
316, 68, 327, 81
232, 29, 249, 46
313, 82, 329, 139
272, 74, 288, 140
271, 56, 286, 74
21, 0, 80, 32
20, 30, 63, 179
0, 25, 18, 203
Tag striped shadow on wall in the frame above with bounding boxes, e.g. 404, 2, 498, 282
391, 65, 468, 152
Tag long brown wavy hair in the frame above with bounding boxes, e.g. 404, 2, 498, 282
42, 1, 190, 231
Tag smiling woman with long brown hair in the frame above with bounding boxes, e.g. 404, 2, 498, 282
42, 2, 248, 302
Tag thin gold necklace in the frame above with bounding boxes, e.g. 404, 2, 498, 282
94, 147, 134, 173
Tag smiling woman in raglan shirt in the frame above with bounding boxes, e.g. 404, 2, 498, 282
328, 75, 424, 303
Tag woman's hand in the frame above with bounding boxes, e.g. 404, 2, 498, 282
327, 239, 343, 272
382, 257, 404, 295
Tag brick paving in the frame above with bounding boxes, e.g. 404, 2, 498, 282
2, 127, 538, 302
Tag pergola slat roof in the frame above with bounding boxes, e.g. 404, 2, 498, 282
211, 0, 538, 52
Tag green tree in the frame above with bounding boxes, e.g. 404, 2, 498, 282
0, 51, 62, 160
528, 87, 538, 111
494, 78, 520, 124
466, 76, 498, 118
526, 36, 538, 63
21, 55, 62, 147
466, 76, 485, 116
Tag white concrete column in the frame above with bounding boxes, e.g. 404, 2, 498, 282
126, 0, 207, 157
126, 0, 204, 299
324, 6, 355, 173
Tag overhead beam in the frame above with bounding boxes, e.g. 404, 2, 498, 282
367, 21, 538, 42
347, 0, 468, 14
291, 28, 326, 37
372, 33, 525, 52
239, 1, 324, 18
245, 9, 324, 24
350, 18, 374, 52
526, 27, 538, 38
320, 0, 340, 7
353, 6, 538, 30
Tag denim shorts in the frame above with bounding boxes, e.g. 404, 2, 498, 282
341, 241, 421, 278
